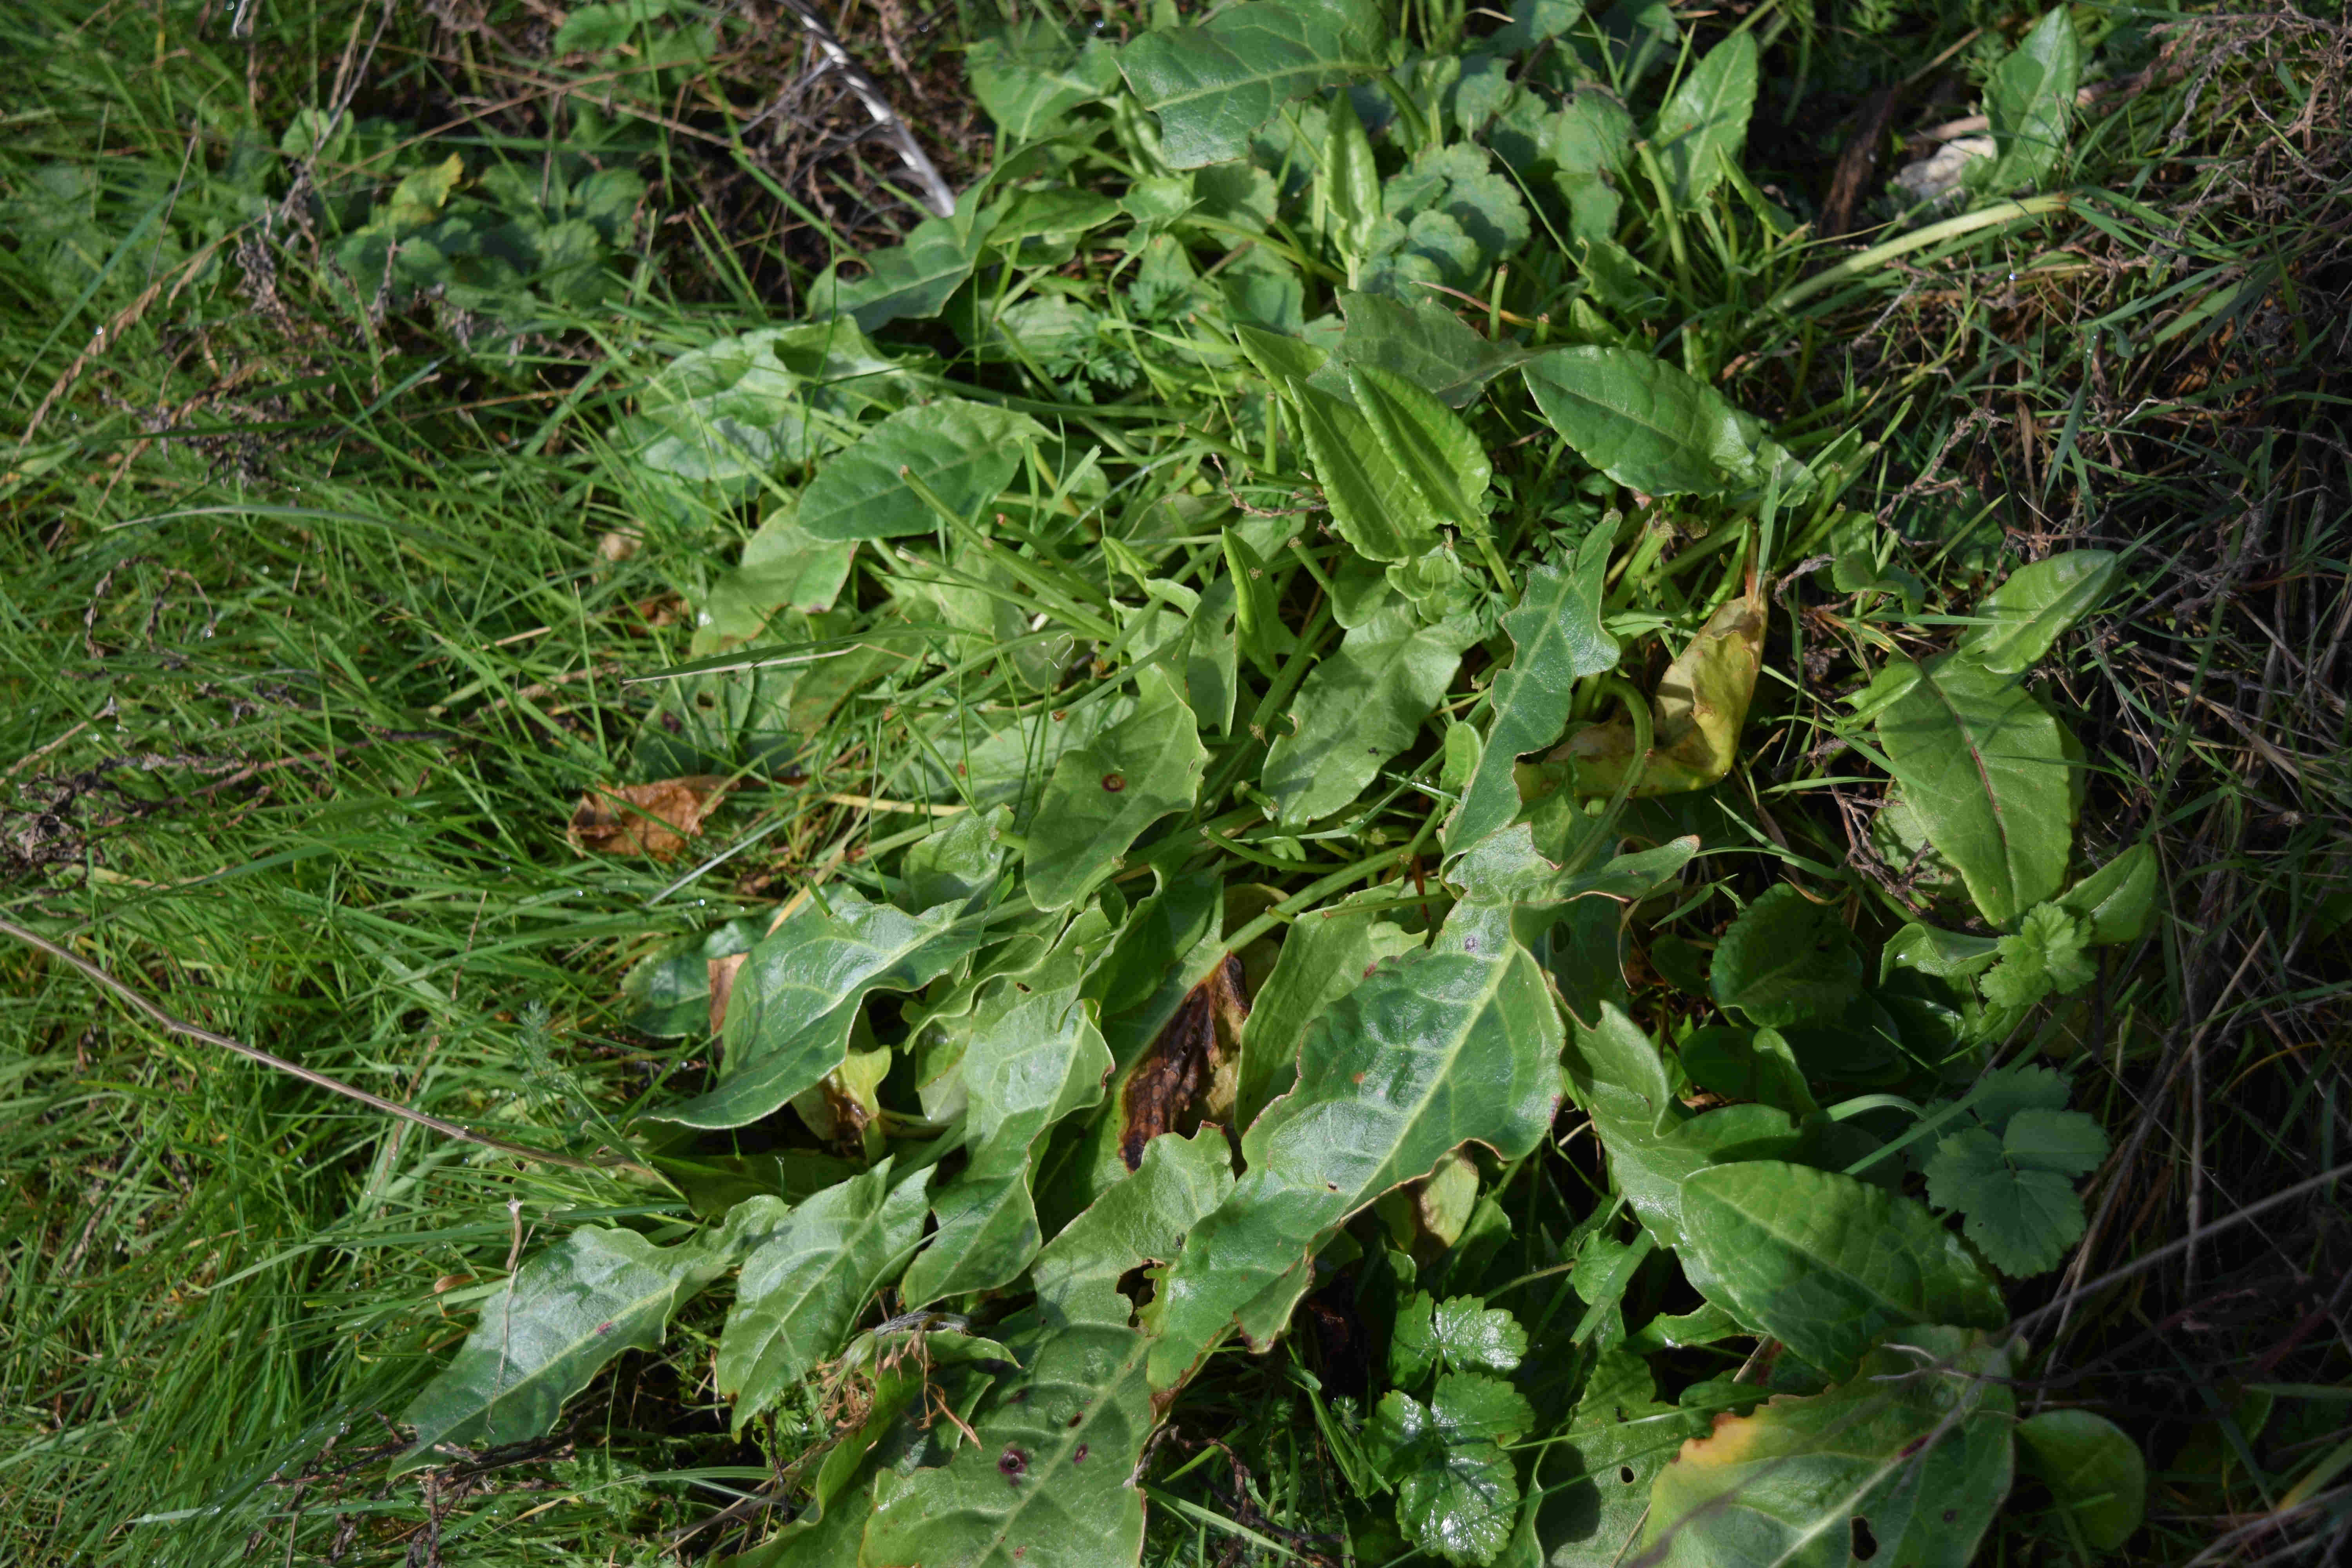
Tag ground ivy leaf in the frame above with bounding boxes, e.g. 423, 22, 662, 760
1429, 1296, 1528, 1374
648, 890, 988, 1130
1449, 530, 1618, 855
1874, 655, 2074, 929
1027, 665, 1209, 912
1147, 940, 1564, 1390
1293, 379, 1446, 561
397, 1227, 724, 1470
1651, 32, 1755, 205
1262, 603, 1479, 826
1708, 883, 1863, 1026
1374, 1374, 1534, 1566
1676, 1160, 2006, 1378
1641, 1327, 2016, 1568
1953, 549, 2119, 675
1117, 0, 1390, 169
1556, 577, 1766, 797
798, 399, 1044, 542
1979, 902, 2096, 1009
2016, 1409, 2147, 1552
716, 1161, 931, 1429
1522, 347, 1789, 499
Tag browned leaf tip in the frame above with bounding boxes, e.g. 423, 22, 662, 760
566, 776, 730, 861
1117, 953, 1251, 1172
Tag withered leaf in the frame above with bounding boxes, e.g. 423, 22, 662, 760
1118, 953, 1250, 1172
567, 776, 730, 860
1555, 572, 1766, 797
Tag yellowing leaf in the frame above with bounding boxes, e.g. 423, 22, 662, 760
1556, 578, 1765, 797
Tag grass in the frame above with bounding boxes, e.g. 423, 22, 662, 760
2, 0, 2348, 1563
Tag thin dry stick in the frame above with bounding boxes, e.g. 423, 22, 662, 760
775, 0, 956, 218
0, 918, 658, 1179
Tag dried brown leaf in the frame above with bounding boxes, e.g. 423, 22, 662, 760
567, 776, 730, 860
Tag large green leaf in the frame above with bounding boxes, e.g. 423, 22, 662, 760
1873, 656, 2073, 929
899, 913, 1117, 1305
1349, 363, 1492, 534
1026, 665, 1209, 911
1675, 1161, 2005, 1380
397, 1227, 724, 1470
968, 20, 1122, 141
1971, 6, 2081, 194
717, 1161, 932, 1428
814, 208, 999, 332
1293, 380, 1445, 562
2016, 1409, 2146, 1552
1234, 886, 1421, 1129
1707, 884, 1863, 1027
798, 400, 1045, 542
855, 1133, 1233, 1568
1449, 531, 1618, 853
1263, 603, 1479, 826
1651, 33, 1756, 204
1640, 1327, 2017, 1568
1310, 290, 1544, 408
1562, 1007, 1801, 1248
626, 323, 900, 488
1147, 934, 1564, 1389
1952, 548, 2119, 674
1118, 0, 1390, 169
1522, 348, 1785, 499
648, 889, 988, 1130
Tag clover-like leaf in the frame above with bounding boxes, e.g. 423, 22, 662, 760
1924, 1102, 2106, 1276
1979, 902, 2097, 1009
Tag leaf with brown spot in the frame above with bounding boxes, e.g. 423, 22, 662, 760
706, 951, 747, 1036
1116, 953, 1249, 1172
567, 776, 730, 860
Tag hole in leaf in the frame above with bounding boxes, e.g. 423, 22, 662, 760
1618, 1465, 1636, 1485
1850, 1517, 1878, 1561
